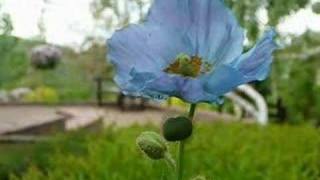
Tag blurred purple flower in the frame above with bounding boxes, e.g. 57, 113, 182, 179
31, 45, 62, 69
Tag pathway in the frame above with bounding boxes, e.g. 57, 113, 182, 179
0, 105, 241, 135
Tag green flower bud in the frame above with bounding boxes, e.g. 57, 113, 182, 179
136, 131, 168, 160
163, 116, 193, 142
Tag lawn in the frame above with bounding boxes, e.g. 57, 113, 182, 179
2, 122, 320, 180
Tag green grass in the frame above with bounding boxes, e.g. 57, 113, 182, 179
2, 122, 320, 180
0, 144, 36, 179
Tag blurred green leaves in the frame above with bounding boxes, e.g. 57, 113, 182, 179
0, 13, 13, 35
312, 2, 320, 14
225, 0, 310, 42
265, 31, 320, 124
0, 3, 13, 36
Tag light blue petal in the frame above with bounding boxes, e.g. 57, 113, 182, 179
203, 65, 247, 97
108, 24, 193, 71
108, 25, 162, 74
177, 78, 220, 103
125, 69, 156, 92
231, 29, 277, 81
188, 0, 244, 64
108, 23, 193, 93
143, 73, 219, 103
144, 73, 179, 96
146, 0, 191, 31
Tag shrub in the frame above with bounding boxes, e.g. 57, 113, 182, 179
23, 86, 59, 104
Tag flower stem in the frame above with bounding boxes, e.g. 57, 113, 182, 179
164, 152, 176, 171
177, 104, 197, 180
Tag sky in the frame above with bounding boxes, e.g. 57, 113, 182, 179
1, 0, 320, 48
2, 0, 96, 47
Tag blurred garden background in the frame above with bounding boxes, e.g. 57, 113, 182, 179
1, 0, 320, 179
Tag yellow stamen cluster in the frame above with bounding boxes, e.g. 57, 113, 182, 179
164, 53, 213, 78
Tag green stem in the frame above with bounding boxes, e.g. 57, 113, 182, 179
188, 104, 197, 120
164, 152, 176, 171
177, 104, 197, 180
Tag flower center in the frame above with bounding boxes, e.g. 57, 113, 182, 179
164, 53, 213, 78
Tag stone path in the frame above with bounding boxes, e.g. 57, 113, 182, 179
0, 106, 63, 134
58, 105, 238, 127
0, 105, 240, 135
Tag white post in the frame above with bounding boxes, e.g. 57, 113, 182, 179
225, 85, 268, 125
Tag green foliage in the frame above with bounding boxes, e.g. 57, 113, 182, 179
0, 4, 13, 35
90, 0, 149, 28
0, 13, 13, 35
284, 31, 320, 57
9, 166, 46, 180
271, 60, 316, 123
1, 122, 319, 180
267, 0, 309, 25
312, 2, 320, 14
225, 0, 261, 41
0, 36, 111, 103
224, 0, 310, 42
23, 86, 59, 104
0, 144, 36, 179
16, 58, 94, 102
261, 31, 320, 124
0, 36, 27, 87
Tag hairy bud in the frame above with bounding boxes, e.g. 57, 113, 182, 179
136, 131, 168, 160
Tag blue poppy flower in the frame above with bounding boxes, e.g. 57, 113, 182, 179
107, 0, 277, 104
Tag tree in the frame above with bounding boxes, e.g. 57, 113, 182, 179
0, 4, 13, 35
90, 0, 148, 30
0, 3, 15, 55
225, 0, 310, 43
